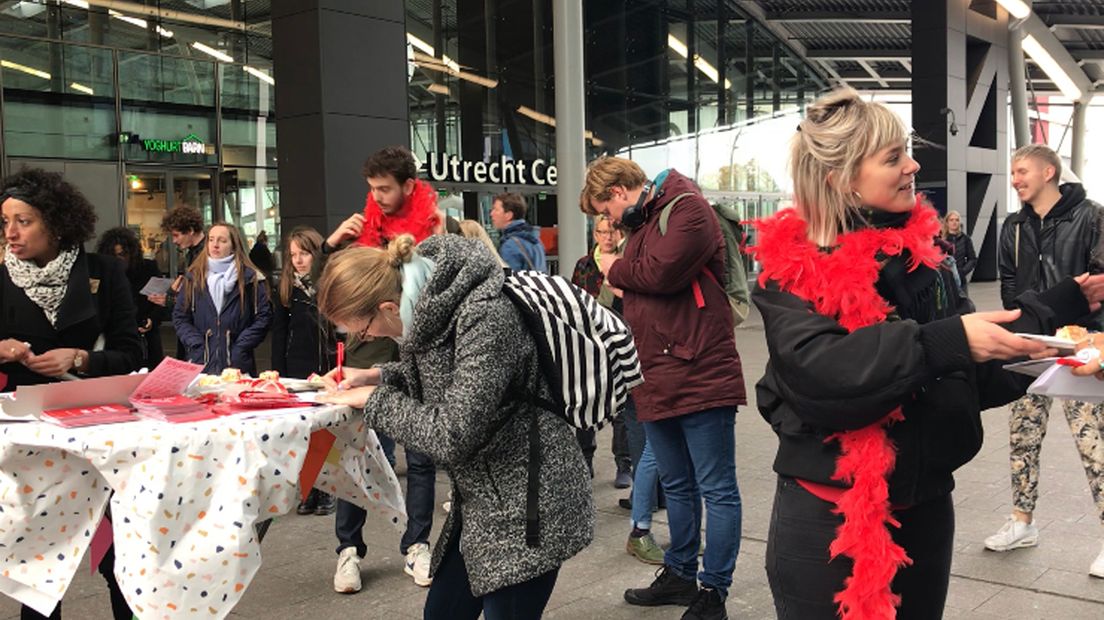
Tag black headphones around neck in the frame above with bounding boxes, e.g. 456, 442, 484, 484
619, 181, 654, 230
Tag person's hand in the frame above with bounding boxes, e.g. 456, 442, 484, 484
598, 253, 620, 276
138, 318, 153, 334
0, 339, 31, 364
1069, 333, 1104, 379
316, 385, 377, 408
320, 366, 380, 391
327, 213, 365, 248
23, 348, 80, 377
170, 275, 184, 293
1075, 273, 1104, 313
961, 309, 1048, 362
147, 293, 167, 307
432, 209, 447, 236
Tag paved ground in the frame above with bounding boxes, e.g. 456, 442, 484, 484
4, 281, 1104, 619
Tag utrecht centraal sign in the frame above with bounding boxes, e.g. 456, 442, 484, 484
425, 152, 557, 186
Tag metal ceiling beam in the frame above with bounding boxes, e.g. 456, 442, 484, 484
806, 48, 910, 59
764, 12, 909, 24
1017, 12, 1095, 103
732, 1, 833, 86
856, 59, 889, 87
1043, 14, 1104, 29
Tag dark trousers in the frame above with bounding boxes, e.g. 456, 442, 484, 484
575, 409, 631, 471
765, 476, 955, 620
21, 546, 132, 620
336, 437, 435, 556
423, 529, 559, 620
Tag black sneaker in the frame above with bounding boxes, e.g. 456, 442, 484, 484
315, 492, 336, 515
681, 588, 727, 620
296, 489, 318, 515
624, 565, 698, 607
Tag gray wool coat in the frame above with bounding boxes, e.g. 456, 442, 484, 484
364, 234, 595, 597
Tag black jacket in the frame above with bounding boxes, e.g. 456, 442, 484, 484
127, 258, 165, 330
0, 251, 142, 388
754, 276, 1088, 507
271, 282, 335, 379
946, 232, 977, 283
999, 183, 1104, 315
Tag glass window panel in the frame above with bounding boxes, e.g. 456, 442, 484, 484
1, 39, 115, 159
220, 63, 276, 167
118, 51, 216, 164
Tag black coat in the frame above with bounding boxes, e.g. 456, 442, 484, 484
0, 251, 142, 389
754, 276, 1089, 508
271, 282, 335, 379
999, 183, 1104, 315
126, 258, 165, 329
946, 232, 977, 283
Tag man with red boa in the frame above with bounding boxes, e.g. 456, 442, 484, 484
323, 146, 454, 595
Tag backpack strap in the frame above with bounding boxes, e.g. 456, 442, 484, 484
657, 192, 699, 236
511, 238, 537, 271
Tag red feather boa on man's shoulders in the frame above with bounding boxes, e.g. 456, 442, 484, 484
356, 179, 441, 248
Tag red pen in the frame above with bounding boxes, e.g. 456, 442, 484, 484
336, 342, 345, 385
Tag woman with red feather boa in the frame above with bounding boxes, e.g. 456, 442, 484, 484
750, 89, 1104, 619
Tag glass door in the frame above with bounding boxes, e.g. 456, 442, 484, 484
124, 168, 215, 277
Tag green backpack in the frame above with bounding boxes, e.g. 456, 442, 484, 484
658, 194, 751, 327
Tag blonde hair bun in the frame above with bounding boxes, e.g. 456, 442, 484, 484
387, 234, 417, 267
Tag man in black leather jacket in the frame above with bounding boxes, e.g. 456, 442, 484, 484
988, 144, 1104, 578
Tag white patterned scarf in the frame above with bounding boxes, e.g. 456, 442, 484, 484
292, 271, 315, 298
4, 246, 79, 327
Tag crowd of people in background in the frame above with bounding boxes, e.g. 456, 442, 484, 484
6, 89, 1104, 620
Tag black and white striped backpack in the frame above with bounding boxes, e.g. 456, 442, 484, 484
503, 270, 643, 429
500, 269, 644, 547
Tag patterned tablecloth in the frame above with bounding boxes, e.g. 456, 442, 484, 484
0, 404, 405, 619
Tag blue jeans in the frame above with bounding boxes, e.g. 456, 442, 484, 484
631, 440, 659, 530
644, 406, 741, 596
423, 529, 559, 620
336, 436, 435, 556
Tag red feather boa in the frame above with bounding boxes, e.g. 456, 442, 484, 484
749, 198, 945, 620
356, 179, 441, 248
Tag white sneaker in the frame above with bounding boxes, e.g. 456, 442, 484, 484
404, 542, 433, 587
1090, 543, 1104, 578
333, 547, 362, 593
984, 517, 1039, 552
442, 500, 452, 513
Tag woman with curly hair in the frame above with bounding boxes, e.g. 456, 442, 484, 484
97, 226, 165, 368
0, 167, 141, 620
172, 222, 272, 375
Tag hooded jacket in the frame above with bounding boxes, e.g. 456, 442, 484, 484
364, 235, 593, 597
606, 169, 747, 422
271, 278, 335, 379
172, 265, 272, 375
999, 182, 1104, 318
498, 220, 548, 273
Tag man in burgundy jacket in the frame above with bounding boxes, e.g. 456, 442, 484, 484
582, 156, 746, 620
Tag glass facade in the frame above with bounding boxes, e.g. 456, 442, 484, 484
0, 0, 276, 273
404, 0, 828, 266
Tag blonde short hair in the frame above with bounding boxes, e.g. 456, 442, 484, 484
580, 156, 648, 215
1013, 144, 1062, 185
791, 87, 910, 246
317, 234, 414, 327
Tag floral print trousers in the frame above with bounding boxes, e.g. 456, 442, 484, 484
1009, 393, 1104, 521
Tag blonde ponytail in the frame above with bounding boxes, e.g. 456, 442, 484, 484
387, 234, 416, 268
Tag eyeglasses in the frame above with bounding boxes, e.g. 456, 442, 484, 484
594, 230, 616, 237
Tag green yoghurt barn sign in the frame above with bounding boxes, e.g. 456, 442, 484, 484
121, 132, 212, 155
143, 133, 207, 154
